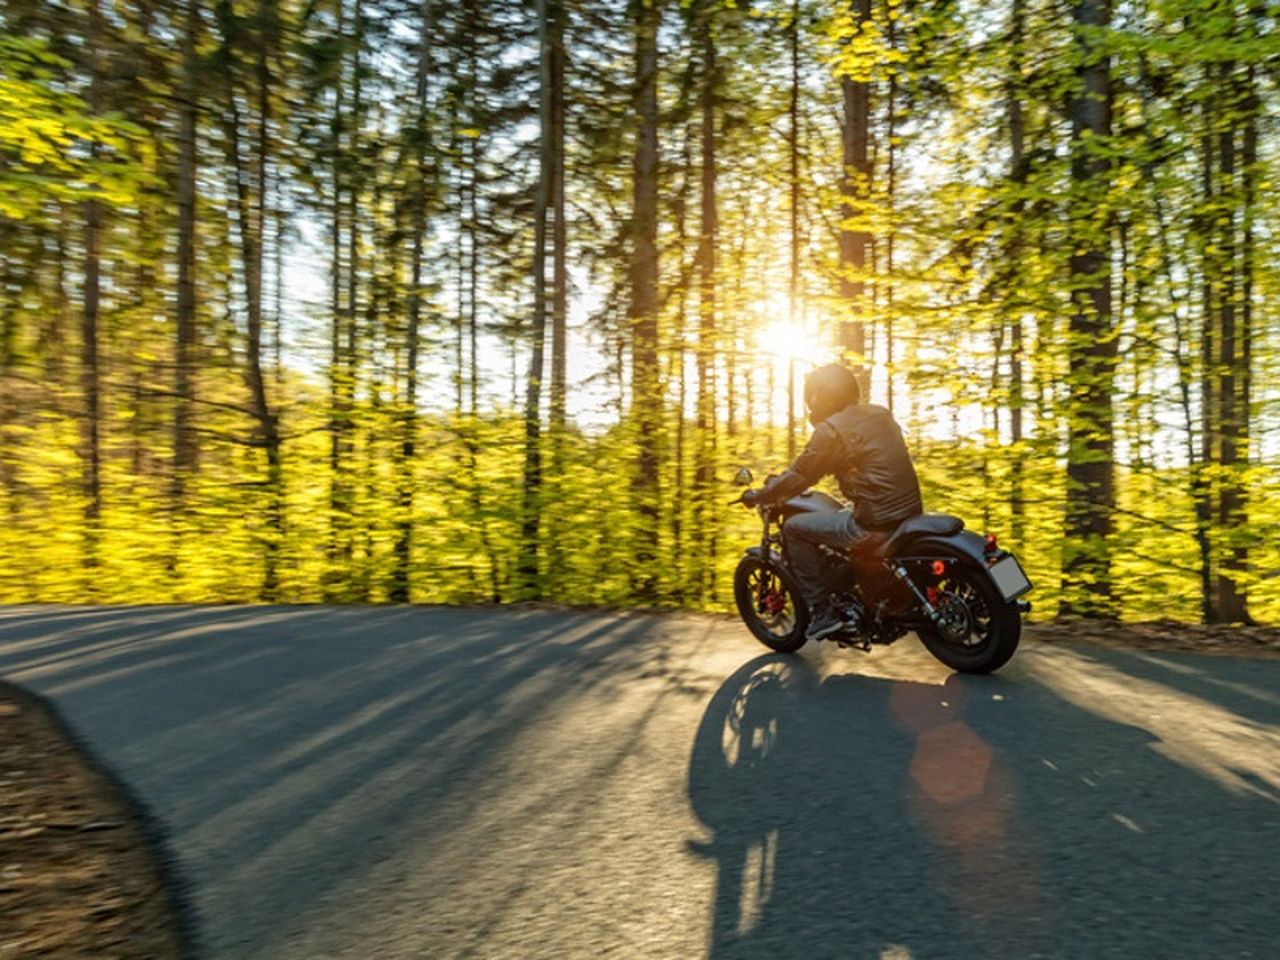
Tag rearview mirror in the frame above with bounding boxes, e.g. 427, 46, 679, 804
733, 466, 753, 486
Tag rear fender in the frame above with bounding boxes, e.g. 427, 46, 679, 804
894, 530, 988, 566
892, 531, 1032, 606
869, 531, 986, 621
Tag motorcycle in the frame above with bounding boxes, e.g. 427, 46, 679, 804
730, 467, 1032, 674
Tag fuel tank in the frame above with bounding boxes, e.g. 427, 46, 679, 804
778, 489, 844, 517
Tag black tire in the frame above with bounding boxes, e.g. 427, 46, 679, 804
915, 558, 1021, 674
732, 554, 809, 653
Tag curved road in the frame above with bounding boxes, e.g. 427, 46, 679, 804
1, 605, 1277, 959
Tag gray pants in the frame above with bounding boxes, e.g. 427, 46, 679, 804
782, 508, 870, 614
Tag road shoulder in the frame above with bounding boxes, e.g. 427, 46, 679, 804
0, 681, 193, 959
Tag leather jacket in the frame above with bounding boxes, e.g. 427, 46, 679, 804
756, 403, 923, 530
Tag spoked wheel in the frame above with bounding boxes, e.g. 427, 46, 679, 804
916, 560, 1021, 674
733, 555, 809, 653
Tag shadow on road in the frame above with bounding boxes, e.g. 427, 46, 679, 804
3, 608, 1278, 960
687, 652, 1279, 960
0, 605, 672, 958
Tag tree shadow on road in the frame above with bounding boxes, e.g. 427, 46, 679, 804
687, 651, 1280, 960
0, 605, 675, 959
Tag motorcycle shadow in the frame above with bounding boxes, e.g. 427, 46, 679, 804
685, 651, 1278, 960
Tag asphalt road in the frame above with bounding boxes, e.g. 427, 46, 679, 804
1, 605, 1277, 960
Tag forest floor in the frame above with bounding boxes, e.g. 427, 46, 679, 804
0, 614, 1275, 958
0, 683, 188, 959
1024, 618, 1280, 657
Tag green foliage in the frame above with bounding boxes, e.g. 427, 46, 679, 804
0, 0, 1276, 625
0, 37, 151, 219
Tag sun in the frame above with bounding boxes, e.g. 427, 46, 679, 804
759, 318, 822, 364
752, 293, 832, 367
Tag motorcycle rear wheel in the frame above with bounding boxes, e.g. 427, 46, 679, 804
915, 559, 1021, 674
733, 555, 810, 653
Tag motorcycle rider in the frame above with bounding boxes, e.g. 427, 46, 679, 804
742, 362, 923, 641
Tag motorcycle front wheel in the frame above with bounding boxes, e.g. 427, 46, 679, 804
915, 558, 1021, 673
733, 555, 810, 653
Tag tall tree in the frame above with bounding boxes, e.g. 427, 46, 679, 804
172, 0, 201, 563
391, 0, 435, 603
1214, 42, 1251, 624
217, 0, 285, 597
327, 0, 352, 594
693, 1, 719, 602
788, 0, 801, 459
1005, 0, 1026, 548
629, 0, 661, 601
81, 0, 105, 575
1060, 0, 1115, 616
520, 0, 556, 598
548, 0, 568, 437
838, 0, 871, 392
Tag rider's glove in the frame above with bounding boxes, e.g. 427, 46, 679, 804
742, 488, 763, 508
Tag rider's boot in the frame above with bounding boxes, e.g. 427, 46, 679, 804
805, 605, 850, 642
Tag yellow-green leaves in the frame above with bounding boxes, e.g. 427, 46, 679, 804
0, 37, 149, 220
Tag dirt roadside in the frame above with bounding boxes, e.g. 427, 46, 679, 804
1025, 618, 1280, 658
0, 683, 189, 959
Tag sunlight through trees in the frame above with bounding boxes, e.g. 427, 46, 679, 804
0, 0, 1275, 621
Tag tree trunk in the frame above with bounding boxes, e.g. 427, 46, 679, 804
1215, 58, 1248, 623
254, 6, 283, 601
694, 12, 718, 602
327, 0, 349, 595
1007, 0, 1025, 548
788, 0, 800, 459
1135, 54, 1213, 623
345, 0, 363, 593
544, 0, 568, 594
459, 0, 499, 601
82, 0, 106, 579
46, 210, 71, 385
839, 0, 871, 395
172, 0, 200, 569
884, 9, 897, 415
520, 0, 554, 599
670, 129, 693, 601
467, 137, 478, 418
1061, 0, 1115, 617
1197, 70, 1219, 622
1232, 42, 1258, 622
452, 120, 465, 422
222, 0, 283, 599
272, 161, 284, 391
549, 0, 567, 436
391, 0, 433, 604
629, 0, 661, 601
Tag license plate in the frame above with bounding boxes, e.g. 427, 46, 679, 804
989, 555, 1032, 601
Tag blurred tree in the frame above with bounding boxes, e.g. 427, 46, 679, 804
0, 0, 1276, 623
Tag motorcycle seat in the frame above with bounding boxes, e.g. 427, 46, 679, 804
873, 513, 964, 557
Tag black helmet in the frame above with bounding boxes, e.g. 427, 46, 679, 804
804, 363, 861, 425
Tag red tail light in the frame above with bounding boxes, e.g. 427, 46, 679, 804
984, 533, 998, 553
931, 560, 947, 576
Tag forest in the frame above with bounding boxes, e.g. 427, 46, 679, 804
0, 0, 1275, 623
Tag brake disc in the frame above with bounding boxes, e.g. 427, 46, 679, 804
936, 592, 975, 645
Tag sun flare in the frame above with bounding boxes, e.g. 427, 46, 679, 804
752, 291, 833, 372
